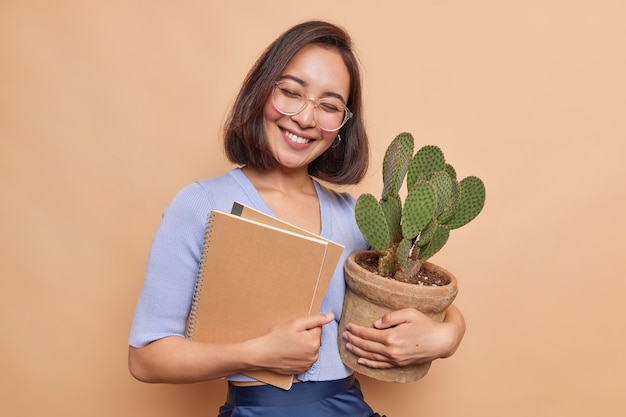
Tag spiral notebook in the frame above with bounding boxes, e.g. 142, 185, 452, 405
185, 204, 343, 390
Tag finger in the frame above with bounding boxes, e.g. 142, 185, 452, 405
373, 308, 417, 329
345, 322, 389, 344
345, 339, 399, 369
345, 340, 390, 362
347, 337, 419, 368
296, 313, 335, 331
355, 356, 395, 369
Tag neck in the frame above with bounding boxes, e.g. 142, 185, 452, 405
241, 165, 321, 233
242, 166, 315, 194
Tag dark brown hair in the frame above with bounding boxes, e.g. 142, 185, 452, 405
223, 20, 369, 185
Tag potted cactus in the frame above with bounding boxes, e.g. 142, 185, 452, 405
338, 132, 486, 382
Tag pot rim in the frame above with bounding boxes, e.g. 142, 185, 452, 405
345, 249, 458, 295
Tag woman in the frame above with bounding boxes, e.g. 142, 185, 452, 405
128, 20, 465, 416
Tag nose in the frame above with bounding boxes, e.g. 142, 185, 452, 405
290, 98, 317, 128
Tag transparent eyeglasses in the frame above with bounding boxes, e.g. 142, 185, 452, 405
271, 80, 353, 132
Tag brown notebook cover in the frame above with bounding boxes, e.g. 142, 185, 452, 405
231, 202, 344, 317
185, 208, 338, 390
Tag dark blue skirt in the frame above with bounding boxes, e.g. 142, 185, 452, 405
218, 375, 377, 417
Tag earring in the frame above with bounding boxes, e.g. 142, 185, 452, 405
331, 134, 342, 148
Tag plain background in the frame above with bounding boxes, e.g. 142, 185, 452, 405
2, 1, 625, 416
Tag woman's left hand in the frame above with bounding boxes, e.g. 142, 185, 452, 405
341, 305, 465, 369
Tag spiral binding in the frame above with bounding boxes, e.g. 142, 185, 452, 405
185, 213, 214, 339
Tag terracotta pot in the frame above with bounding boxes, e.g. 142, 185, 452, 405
338, 250, 459, 382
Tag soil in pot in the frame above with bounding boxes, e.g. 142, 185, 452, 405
355, 251, 452, 286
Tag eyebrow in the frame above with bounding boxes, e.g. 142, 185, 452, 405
277, 75, 347, 104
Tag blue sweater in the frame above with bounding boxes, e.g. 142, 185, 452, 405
129, 168, 369, 382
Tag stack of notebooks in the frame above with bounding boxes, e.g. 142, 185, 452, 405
185, 202, 343, 390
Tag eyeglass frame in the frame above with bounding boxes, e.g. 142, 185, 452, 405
271, 80, 353, 132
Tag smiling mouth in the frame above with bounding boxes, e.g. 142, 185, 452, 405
283, 129, 311, 145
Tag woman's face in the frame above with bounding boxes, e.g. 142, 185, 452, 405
263, 43, 351, 170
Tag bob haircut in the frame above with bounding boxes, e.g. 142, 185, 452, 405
223, 20, 369, 185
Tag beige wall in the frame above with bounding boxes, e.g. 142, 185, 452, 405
2, 1, 625, 416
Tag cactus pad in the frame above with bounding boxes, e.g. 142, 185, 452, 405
417, 224, 450, 261
402, 180, 436, 240
355, 193, 390, 253
407, 145, 446, 188
382, 133, 413, 200
447, 176, 486, 230
381, 194, 402, 244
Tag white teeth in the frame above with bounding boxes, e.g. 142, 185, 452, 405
284, 130, 311, 144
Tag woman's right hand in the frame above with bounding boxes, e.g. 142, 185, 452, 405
128, 312, 335, 383
251, 313, 335, 375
